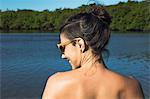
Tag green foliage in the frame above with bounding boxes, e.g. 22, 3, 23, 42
107, 1, 150, 31
0, 1, 149, 32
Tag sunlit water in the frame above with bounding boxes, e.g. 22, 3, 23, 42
0, 32, 149, 99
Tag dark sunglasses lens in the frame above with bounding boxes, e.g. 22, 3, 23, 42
59, 46, 65, 53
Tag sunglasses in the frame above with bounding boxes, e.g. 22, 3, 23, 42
57, 39, 77, 53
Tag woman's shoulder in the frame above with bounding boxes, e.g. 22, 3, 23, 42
47, 71, 80, 86
106, 70, 128, 84
47, 70, 82, 89
106, 70, 144, 98
105, 70, 139, 90
122, 76, 144, 98
42, 71, 81, 99
110, 71, 141, 88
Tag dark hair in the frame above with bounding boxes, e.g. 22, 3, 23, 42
60, 6, 112, 63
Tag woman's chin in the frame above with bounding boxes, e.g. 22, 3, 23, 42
70, 63, 75, 69
69, 61, 75, 69
71, 66, 75, 70
69, 60, 79, 70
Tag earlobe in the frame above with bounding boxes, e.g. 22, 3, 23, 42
78, 38, 85, 53
81, 49, 84, 53
76, 38, 88, 53
79, 44, 81, 48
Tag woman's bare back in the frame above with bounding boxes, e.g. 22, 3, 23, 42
66, 68, 125, 99
42, 67, 144, 99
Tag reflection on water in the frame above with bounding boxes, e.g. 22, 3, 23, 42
0, 32, 149, 99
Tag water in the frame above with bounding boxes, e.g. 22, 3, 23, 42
0, 32, 149, 99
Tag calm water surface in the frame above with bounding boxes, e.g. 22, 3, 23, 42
0, 32, 149, 99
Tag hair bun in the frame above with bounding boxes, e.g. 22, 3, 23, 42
90, 6, 112, 25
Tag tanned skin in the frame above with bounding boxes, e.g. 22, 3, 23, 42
42, 34, 144, 99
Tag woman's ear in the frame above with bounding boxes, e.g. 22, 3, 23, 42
77, 38, 86, 53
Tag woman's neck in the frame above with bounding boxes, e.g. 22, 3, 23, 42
80, 51, 106, 74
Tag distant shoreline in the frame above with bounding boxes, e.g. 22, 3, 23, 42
0, 30, 149, 34
0, 1, 149, 32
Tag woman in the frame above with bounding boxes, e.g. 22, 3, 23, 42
42, 6, 144, 99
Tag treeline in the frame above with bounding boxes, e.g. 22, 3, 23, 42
0, 1, 149, 32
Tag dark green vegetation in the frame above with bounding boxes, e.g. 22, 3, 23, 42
0, 1, 149, 32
